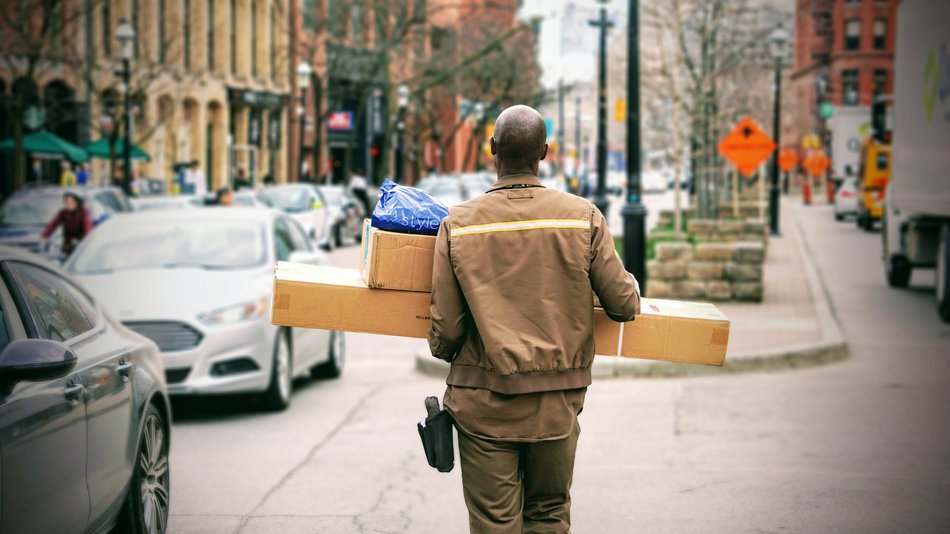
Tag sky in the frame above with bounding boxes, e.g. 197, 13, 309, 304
519, 0, 627, 88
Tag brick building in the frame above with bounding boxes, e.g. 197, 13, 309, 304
293, 0, 537, 185
0, 0, 295, 194
790, 0, 897, 175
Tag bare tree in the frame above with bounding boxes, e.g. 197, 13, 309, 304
641, 0, 789, 220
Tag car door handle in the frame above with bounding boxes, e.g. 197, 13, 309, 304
116, 361, 135, 377
63, 382, 84, 401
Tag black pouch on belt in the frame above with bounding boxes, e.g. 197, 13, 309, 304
417, 396, 455, 473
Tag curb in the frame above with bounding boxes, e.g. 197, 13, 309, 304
415, 199, 849, 380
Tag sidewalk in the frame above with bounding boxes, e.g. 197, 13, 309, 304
416, 196, 848, 378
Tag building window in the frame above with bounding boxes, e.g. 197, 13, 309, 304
270, 8, 276, 80
303, 0, 318, 32
158, 0, 166, 62
329, 0, 345, 39
184, 0, 191, 69
50, 1, 63, 52
844, 19, 860, 50
207, 0, 215, 71
251, 3, 258, 77
873, 19, 887, 50
132, 0, 139, 58
102, 2, 111, 57
350, 4, 363, 42
842, 69, 859, 105
873, 69, 888, 96
230, 0, 237, 73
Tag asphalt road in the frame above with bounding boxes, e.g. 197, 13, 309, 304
167, 197, 949, 533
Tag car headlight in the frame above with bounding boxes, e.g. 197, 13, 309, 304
198, 297, 268, 325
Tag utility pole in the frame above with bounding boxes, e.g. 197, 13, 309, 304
589, 2, 613, 216
621, 0, 647, 290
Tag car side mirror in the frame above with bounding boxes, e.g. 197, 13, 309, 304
288, 250, 323, 266
0, 339, 78, 386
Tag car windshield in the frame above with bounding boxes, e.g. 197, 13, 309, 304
70, 219, 266, 273
1, 194, 64, 226
261, 188, 312, 213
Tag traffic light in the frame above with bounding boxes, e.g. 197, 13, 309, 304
871, 96, 890, 142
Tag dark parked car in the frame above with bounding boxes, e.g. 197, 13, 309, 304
0, 245, 170, 533
0, 186, 133, 261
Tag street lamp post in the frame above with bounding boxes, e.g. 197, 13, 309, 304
621, 0, 647, 290
589, 1, 613, 217
768, 27, 789, 236
296, 61, 312, 182
395, 84, 410, 183
115, 19, 135, 196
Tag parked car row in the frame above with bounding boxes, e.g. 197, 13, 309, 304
0, 180, 366, 533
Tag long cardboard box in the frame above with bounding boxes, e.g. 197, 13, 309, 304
272, 262, 729, 365
359, 220, 436, 293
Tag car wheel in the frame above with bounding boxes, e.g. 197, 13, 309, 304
311, 331, 345, 379
937, 224, 950, 322
886, 255, 912, 288
261, 330, 293, 411
834, 211, 843, 222
115, 403, 170, 534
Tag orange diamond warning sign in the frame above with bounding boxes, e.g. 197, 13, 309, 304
718, 116, 777, 177
778, 148, 799, 173
803, 151, 830, 177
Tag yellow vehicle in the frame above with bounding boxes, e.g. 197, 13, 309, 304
856, 140, 891, 231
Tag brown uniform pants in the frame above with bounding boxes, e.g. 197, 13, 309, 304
457, 423, 580, 533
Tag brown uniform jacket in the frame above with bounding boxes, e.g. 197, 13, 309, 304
428, 174, 641, 397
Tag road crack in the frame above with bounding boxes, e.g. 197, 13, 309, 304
235, 384, 385, 533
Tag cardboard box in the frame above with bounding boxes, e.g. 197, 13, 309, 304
273, 262, 729, 364
620, 299, 729, 365
359, 220, 436, 293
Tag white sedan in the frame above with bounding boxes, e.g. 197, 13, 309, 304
65, 208, 343, 411
834, 177, 859, 221
259, 184, 333, 250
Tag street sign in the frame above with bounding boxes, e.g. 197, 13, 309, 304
23, 106, 46, 130
328, 111, 354, 132
803, 151, 830, 177
614, 99, 626, 122
819, 102, 835, 119
778, 148, 799, 172
717, 116, 777, 177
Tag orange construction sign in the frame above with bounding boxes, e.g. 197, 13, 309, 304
778, 148, 799, 172
717, 116, 777, 177
803, 151, 830, 177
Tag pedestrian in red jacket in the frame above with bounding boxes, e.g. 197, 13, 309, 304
40, 192, 93, 256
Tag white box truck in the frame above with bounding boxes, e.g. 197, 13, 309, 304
882, 0, 950, 321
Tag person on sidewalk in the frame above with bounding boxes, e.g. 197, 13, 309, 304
428, 105, 641, 533
59, 161, 77, 187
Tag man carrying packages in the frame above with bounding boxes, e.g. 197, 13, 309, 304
429, 105, 641, 533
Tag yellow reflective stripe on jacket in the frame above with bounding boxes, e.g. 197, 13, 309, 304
450, 218, 589, 237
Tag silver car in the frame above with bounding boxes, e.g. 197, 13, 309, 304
0, 245, 171, 533
65, 208, 344, 411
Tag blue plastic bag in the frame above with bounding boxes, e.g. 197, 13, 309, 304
371, 179, 449, 235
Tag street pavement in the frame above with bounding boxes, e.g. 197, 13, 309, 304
167, 193, 950, 533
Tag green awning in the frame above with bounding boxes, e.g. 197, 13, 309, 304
84, 138, 151, 162
0, 130, 89, 163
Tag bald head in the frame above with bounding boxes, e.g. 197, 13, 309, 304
491, 105, 547, 174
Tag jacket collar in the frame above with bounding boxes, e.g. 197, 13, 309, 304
488, 174, 542, 192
